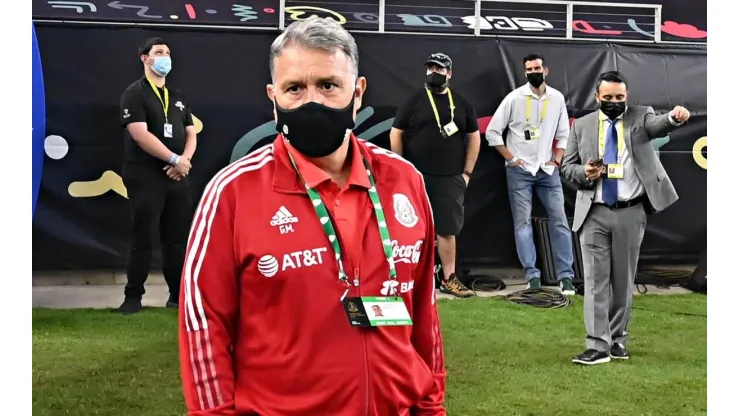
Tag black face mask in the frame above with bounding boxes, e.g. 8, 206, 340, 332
425, 72, 448, 92
526, 72, 545, 88
275, 96, 356, 158
600, 100, 626, 120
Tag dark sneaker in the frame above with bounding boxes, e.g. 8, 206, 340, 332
118, 297, 143, 314
527, 278, 541, 289
572, 349, 611, 365
440, 274, 474, 298
560, 278, 575, 295
610, 343, 630, 360
165, 295, 179, 309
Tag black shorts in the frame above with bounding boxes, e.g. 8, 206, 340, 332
423, 174, 466, 236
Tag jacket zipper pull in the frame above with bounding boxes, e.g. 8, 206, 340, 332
353, 268, 360, 287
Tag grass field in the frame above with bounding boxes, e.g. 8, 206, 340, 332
33, 295, 707, 416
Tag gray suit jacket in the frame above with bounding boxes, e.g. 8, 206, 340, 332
561, 106, 682, 232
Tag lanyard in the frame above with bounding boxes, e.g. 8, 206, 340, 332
425, 88, 455, 133
598, 117, 625, 162
525, 95, 549, 127
146, 77, 169, 123
286, 150, 397, 287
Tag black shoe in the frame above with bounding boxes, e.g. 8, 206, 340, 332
118, 297, 143, 314
610, 343, 630, 360
572, 349, 611, 365
166, 295, 179, 309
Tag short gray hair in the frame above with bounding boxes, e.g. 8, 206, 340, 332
269, 17, 359, 80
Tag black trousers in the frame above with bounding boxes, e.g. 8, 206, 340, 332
122, 163, 192, 300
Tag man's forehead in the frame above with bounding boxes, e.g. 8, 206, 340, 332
599, 81, 627, 94
525, 60, 543, 68
274, 46, 353, 78
151, 44, 169, 53
427, 64, 448, 71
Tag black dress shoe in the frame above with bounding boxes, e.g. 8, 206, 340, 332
572, 349, 611, 365
610, 343, 630, 360
118, 297, 143, 314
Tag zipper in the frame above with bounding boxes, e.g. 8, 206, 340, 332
355, 267, 370, 416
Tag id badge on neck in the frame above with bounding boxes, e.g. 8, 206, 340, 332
443, 121, 459, 137
607, 164, 624, 179
164, 123, 173, 138
342, 296, 412, 327
525, 126, 540, 141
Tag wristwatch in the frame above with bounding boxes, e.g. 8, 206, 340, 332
463, 170, 473, 178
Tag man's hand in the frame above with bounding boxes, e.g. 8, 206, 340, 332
174, 155, 192, 177
163, 165, 185, 181
508, 158, 525, 167
545, 161, 559, 167
584, 159, 603, 181
462, 173, 470, 187
670, 106, 691, 123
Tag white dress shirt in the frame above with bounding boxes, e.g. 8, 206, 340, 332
593, 110, 645, 203
485, 84, 570, 176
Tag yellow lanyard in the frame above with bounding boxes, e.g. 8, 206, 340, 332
525, 95, 549, 127
598, 117, 625, 162
425, 87, 455, 132
146, 77, 169, 123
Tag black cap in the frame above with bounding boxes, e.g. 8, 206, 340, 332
425, 53, 452, 69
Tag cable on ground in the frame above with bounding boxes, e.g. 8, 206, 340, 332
635, 268, 693, 294
466, 275, 508, 293
504, 288, 572, 309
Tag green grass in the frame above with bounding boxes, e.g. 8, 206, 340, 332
33, 295, 707, 416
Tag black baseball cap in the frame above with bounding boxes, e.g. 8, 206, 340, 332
425, 53, 452, 69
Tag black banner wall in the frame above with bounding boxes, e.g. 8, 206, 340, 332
31, 24, 707, 270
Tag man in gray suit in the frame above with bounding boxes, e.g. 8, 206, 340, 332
561, 71, 690, 365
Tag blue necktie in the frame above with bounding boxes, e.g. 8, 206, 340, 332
602, 120, 619, 206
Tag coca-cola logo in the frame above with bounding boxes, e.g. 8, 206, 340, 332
391, 240, 423, 264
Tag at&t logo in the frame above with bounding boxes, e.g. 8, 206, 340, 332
257, 248, 329, 277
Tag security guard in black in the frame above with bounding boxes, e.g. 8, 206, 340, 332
117, 37, 196, 315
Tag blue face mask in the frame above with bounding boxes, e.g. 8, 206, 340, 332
151, 56, 172, 76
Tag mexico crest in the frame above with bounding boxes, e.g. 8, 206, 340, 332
393, 193, 419, 228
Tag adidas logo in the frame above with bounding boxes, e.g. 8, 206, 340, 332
270, 206, 299, 227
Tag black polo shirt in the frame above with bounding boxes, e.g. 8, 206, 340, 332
119, 77, 194, 167
392, 88, 478, 176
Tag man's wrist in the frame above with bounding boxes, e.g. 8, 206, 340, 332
463, 170, 473, 178
168, 153, 180, 165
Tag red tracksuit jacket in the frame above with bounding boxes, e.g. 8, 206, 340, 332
179, 134, 446, 416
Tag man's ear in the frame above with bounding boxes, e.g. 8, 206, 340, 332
354, 77, 367, 112
543, 67, 549, 77
266, 85, 277, 121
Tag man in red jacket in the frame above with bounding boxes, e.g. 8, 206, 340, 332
179, 16, 446, 416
